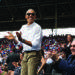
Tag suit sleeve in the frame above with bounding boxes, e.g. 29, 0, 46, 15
56, 59, 75, 74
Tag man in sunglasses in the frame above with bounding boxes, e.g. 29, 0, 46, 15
51, 39, 75, 75
5, 9, 42, 75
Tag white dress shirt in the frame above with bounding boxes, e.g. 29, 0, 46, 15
17, 22, 42, 52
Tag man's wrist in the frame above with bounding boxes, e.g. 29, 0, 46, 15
21, 39, 25, 43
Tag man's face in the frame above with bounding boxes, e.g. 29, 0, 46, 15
25, 9, 36, 25
70, 40, 75, 55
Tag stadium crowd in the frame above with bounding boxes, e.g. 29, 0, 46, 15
0, 34, 75, 75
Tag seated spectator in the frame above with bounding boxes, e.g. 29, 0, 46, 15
6, 48, 20, 75
37, 50, 54, 75
52, 39, 75, 75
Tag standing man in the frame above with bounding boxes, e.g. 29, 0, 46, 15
5, 9, 42, 75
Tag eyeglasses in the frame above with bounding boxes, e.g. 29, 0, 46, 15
70, 45, 75, 47
26, 13, 36, 16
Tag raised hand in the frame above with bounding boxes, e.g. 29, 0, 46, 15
5, 32, 15, 40
16, 32, 22, 41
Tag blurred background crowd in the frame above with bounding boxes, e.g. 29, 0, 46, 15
0, 34, 75, 75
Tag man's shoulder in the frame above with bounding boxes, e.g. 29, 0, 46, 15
67, 54, 75, 61
21, 24, 27, 27
33, 22, 42, 30
34, 22, 41, 27
19, 24, 27, 30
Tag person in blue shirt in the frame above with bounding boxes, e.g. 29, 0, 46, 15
52, 39, 75, 75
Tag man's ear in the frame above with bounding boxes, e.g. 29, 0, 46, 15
34, 15, 36, 19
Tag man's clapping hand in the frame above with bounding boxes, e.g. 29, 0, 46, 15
16, 32, 22, 41
5, 32, 15, 40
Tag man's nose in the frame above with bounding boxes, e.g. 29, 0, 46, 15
30, 14, 32, 16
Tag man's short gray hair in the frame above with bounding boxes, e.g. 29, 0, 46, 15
26, 9, 36, 15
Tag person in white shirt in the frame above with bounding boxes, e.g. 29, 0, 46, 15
5, 9, 42, 75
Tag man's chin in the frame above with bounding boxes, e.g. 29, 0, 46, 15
72, 52, 75, 55
28, 21, 34, 24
